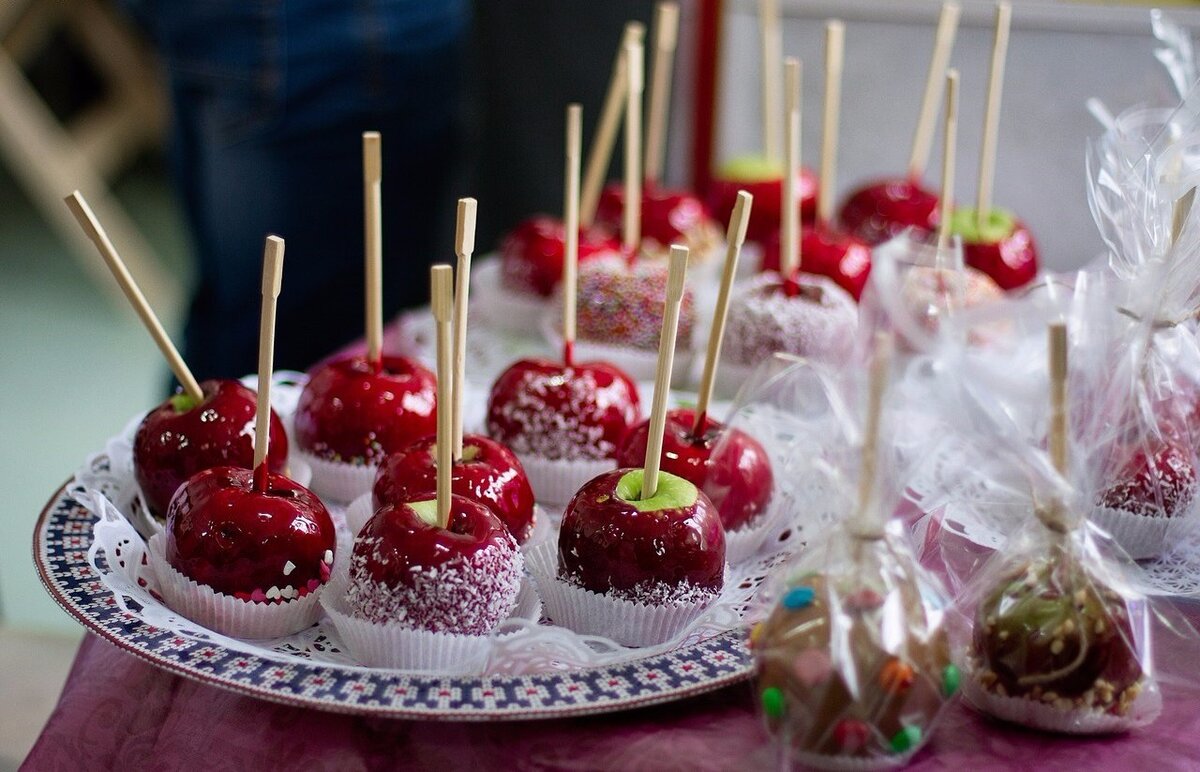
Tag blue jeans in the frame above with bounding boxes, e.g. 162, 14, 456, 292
140, 0, 468, 379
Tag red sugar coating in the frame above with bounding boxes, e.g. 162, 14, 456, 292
839, 179, 940, 246
1098, 440, 1198, 519
574, 256, 695, 352
722, 273, 857, 366
500, 216, 620, 297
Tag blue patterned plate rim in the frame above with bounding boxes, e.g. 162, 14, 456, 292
33, 481, 755, 721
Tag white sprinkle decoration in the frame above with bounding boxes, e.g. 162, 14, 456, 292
282, 560, 296, 576
266, 586, 281, 600
324, 550, 334, 565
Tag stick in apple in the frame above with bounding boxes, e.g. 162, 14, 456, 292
975, 2, 1012, 232
759, 0, 783, 163
908, 2, 961, 181
852, 331, 893, 538
781, 57, 802, 280
623, 34, 645, 254
582, 22, 645, 228
363, 131, 383, 366
1171, 187, 1196, 246
936, 69, 960, 257
1041, 321, 1070, 532
452, 196, 477, 461
64, 191, 203, 403
642, 245, 690, 500
253, 235, 285, 492
645, 2, 680, 187
431, 264, 455, 527
817, 21, 844, 228
693, 191, 753, 436
564, 103, 583, 367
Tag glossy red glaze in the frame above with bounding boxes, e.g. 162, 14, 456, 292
839, 179, 939, 245
373, 434, 536, 544
486, 358, 640, 461
1098, 439, 1198, 519
760, 225, 873, 300
499, 216, 620, 297
615, 409, 773, 531
963, 221, 1039, 291
294, 355, 437, 463
558, 468, 726, 599
165, 466, 335, 600
707, 167, 818, 243
595, 183, 715, 248
352, 495, 512, 588
134, 379, 288, 519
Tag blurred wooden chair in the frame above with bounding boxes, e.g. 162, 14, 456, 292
0, 0, 180, 311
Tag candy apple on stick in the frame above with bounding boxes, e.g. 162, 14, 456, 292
948, 2, 1039, 290
373, 199, 537, 544
163, 237, 336, 616
293, 132, 436, 499
618, 193, 774, 533
64, 191, 289, 520
839, 2, 961, 244
559, 246, 726, 603
489, 104, 641, 506
346, 265, 523, 635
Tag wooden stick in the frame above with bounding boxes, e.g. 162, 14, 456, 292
1172, 187, 1196, 246
1048, 322, 1067, 477
582, 22, 645, 228
363, 131, 383, 365
759, 0, 782, 162
975, 2, 1011, 229
623, 36, 645, 254
642, 246, 690, 500
693, 191, 753, 436
781, 57, 801, 279
64, 191, 203, 402
853, 331, 893, 537
254, 236, 285, 491
452, 197, 477, 461
936, 69, 960, 255
564, 103, 583, 364
431, 264, 455, 528
818, 20, 845, 228
645, 2, 680, 186
908, 2, 961, 180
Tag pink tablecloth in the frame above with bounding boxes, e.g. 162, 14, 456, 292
23, 629, 1200, 771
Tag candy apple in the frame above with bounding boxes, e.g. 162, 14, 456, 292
1097, 439, 1197, 519
499, 216, 620, 297
948, 208, 1038, 290
839, 179, 939, 246
760, 225, 873, 300
294, 354, 436, 463
346, 494, 522, 634
722, 273, 858, 367
558, 468, 726, 603
595, 183, 721, 258
373, 434, 536, 544
708, 156, 819, 242
164, 466, 335, 602
134, 378, 288, 519
487, 358, 640, 461
616, 408, 773, 531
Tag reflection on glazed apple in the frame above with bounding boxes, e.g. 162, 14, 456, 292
760, 225, 872, 300
839, 179, 939, 246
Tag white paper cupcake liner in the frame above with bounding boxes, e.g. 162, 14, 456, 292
526, 541, 721, 647
147, 533, 325, 640
540, 312, 698, 387
1089, 506, 1172, 560
962, 672, 1162, 734
321, 559, 540, 673
724, 497, 784, 565
296, 448, 378, 504
347, 493, 553, 555
471, 258, 555, 335
518, 452, 615, 508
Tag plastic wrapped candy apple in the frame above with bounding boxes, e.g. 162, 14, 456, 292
750, 336, 957, 769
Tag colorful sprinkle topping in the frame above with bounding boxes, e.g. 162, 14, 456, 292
879, 659, 916, 694
833, 718, 871, 752
890, 725, 922, 753
781, 586, 815, 610
761, 686, 785, 718
942, 663, 960, 696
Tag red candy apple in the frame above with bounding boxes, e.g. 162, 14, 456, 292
134, 378, 288, 519
596, 183, 719, 255
294, 354, 436, 463
165, 466, 335, 602
948, 208, 1038, 290
839, 179, 940, 246
558, 468, 726, 602
373, 434, 536, 544
346, 494, 523, 634
487, 358, 640, 461
1098, 439, 1198, 519
708, 157, 819, 243
616, 408, 773, 531
499, 216, 620, 297
761, 225, 873, 300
